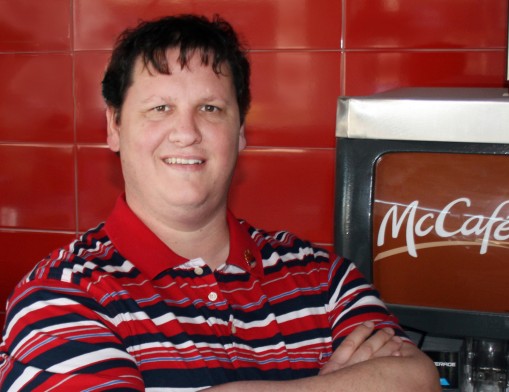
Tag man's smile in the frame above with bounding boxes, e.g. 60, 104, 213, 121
163, 157, 204, 165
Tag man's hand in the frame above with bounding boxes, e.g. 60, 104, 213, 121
319, 321, 403, 375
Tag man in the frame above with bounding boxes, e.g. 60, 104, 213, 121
0, 15, 439, 391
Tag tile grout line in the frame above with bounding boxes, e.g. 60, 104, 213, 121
71, 0, 80, 237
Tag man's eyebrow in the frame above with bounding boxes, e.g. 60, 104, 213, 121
139, 95, 170, 103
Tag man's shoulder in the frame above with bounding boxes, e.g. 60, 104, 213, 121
24, 222, 132, 284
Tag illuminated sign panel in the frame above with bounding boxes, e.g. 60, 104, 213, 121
373, 152, 509, 313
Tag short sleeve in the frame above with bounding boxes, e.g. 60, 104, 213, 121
0, 279, 144, 391
325, 255, 407, 351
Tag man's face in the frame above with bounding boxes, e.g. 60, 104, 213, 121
106, 48, 246, 222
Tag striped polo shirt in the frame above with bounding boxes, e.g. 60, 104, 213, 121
0, 196, 404, 391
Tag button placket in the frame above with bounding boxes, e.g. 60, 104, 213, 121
188, 261, 220, 304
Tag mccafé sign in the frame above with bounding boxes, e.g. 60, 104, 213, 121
376, 197, 509, 258
372, 152, 509, 313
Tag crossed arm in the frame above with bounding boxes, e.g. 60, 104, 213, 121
207, 322, 441, 392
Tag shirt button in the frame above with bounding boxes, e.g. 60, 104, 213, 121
231, 324, 237, 334
194, 267, 204, 276
208, 292, 218, 301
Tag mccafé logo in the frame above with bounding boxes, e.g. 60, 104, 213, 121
376, 197, 509, 258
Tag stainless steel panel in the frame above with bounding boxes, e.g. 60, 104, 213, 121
336, 88, 509, 144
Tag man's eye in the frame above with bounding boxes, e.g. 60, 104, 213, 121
202, 105, 219, 113
153, 105, 169, 112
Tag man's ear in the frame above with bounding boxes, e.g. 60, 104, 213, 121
238, 124, 246, 152
106, 106, 121, 152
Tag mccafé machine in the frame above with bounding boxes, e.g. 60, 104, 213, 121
334, 87, 509, 392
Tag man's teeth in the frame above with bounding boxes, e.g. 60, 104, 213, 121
164, 158, 203, 165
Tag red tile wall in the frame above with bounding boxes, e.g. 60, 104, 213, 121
0, 0, 507, 324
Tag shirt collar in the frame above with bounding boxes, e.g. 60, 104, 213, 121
104, 195, 262, 279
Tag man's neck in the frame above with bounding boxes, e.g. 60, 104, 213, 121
126, 198, 231, 270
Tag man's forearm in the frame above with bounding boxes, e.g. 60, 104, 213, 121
207, 344, 441, 392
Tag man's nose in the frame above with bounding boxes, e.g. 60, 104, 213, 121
167, 110, 202, 146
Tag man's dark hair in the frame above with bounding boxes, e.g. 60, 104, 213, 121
102, 14, 251, 124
